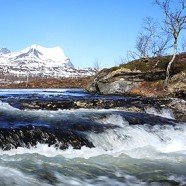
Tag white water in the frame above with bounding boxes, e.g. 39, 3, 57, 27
0, 109, 185, 161
0, 100, 186, 160
145, 107, 175, 119
0, 95, 186, 185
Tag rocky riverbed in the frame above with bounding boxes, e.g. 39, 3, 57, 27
1, 89, 185, 122
0, 89, 186, 185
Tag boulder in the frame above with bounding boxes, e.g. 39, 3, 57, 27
168, 71, 186, 99
87, 67, 166, 96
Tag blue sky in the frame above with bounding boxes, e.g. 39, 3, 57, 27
0, 0, 184, 68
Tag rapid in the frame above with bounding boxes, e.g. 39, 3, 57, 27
0, 89, 185, 186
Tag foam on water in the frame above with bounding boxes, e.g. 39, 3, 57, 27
0, 100, 18, 110
0, 100, 185, 159
0, 96, 186, 185
88, 114, 186, 159
0, 111, 185, 162
145, 107, 175, 119
54, 173, 147, 186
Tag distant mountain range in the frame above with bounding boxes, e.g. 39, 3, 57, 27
0, 45, 96, 78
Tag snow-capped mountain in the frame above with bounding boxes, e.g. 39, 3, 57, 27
0, 44, 73, 68
0, 45, 95, 78
0, 48, 11, 55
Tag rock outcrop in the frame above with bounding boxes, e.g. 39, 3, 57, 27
88, 68, 166, 95
87, 55, 186, 99
168, 70, 186, 98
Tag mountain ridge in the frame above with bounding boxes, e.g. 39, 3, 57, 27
0, 44, 95, 79
0, 47, 11, 55
0, 44, 73, 68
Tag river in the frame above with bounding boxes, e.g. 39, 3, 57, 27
0, 89, 185, 185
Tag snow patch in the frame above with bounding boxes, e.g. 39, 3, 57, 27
0, 45, 96, 78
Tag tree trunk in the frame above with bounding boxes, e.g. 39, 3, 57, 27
164, 41, 177, 90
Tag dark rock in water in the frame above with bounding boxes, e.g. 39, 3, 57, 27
6, 95, 185, 122
0, 105, 180, 150
0, 109, 119, 150
0, 125, 94, 150
20, 100, 75, 110
8, 97, 171, 110
117, 111, 177, 126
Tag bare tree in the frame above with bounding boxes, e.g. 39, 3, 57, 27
136, 32, 152, 58
134, 17, 170, 60
155, 0, 186, 88
93, 58, 101, 72
126, 50, 139, 61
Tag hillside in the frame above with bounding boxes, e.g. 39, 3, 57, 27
107, 53, 186, 73
88, 53, 186, 98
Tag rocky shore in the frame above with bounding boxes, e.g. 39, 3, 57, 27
85, 54, 186, 121
0, 54, 185, 123
87, 54, 186, 99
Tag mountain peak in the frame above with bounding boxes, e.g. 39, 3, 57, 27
30, 44, 38, 48
0, 48, 11, 54
0, 44, 96, 78
22, 45, 68, 63
29, 44, 61, 51
0, 45, 74, 68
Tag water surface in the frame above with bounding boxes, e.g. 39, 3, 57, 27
0, 89, 185, 185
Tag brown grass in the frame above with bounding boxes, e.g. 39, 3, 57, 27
0, 76, 94, 89
130, 81, 164, 97
120, 53, 186, 73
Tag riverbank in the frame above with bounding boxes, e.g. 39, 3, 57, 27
0, 54, 185, 122
87, 53, 186, 99
0, 76, 94, 89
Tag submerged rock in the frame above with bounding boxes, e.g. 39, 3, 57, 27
0, 107, 180, 150
0, 125, 94, 150
6, 95, 185, 122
